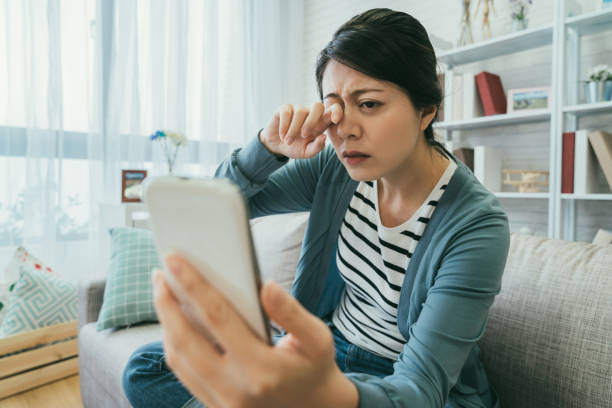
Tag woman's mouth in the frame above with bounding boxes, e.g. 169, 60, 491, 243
342, 150, 370, 165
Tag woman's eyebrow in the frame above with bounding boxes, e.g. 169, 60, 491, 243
323, 88, 384, 100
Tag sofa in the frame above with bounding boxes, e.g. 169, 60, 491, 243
78, 212, 612, 408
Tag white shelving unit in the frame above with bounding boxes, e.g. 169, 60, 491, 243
436, 2, 612, 241
557, 4, 612, 241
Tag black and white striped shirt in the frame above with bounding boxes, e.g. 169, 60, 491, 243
331, 159, 457, 360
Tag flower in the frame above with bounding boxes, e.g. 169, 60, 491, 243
587, 64, 612, 82
509, 0, 532, 21
150, 129, 187, 173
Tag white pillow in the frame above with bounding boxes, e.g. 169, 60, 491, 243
250, 212, 309, 293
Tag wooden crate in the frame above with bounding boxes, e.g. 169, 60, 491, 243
0, 321, 78, 399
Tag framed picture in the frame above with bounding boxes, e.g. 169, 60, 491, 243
507, 87, 551, 113
121, 170, 147, 203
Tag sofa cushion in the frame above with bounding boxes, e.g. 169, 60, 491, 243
1, 246, 59, 325
250, 212, 309, 293
79, 322, 162, 408
0, 267, 77, 337
96, 227, 161, 330
479, 233, 612, 408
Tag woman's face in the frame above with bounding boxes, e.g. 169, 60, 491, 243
322, 60, 434, 182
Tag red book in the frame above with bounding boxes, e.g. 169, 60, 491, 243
562, 132, 575, 193
475, 71, 507, 116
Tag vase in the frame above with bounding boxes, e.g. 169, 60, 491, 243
605, 80, 612, 101
512, 18, 528, 32
584, 80, 610, 103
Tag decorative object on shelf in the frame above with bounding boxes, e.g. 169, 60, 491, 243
121, 169, 147, 203
442, 72, 484, 122
150, 130, 187, 174
475, 71, 507, 115
583, 64, 612, 103
453, 148, 475, 171
458, 0, 475, 46
592, 229, 612, 245
574, 129, 599, 195
561, 132, 575, 194
474, 0, 496, 40
587, 130, 612, 191
474, 145, 502, 192
503, 169, 549, 193
509, 0, 532, 32
507, 86, 550, 113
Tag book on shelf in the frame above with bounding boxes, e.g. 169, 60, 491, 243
592, 229, 612, 246
562, 132, 575, 194
448, 73, 463, 121
474, 146, 502, 192
587, 130, 612, 191
475, 71, 507, 116
441, 72, 484, 122
574, 130, 599, 194
453, 148, 474, 172
437, 73, 445, 122
462, 73, 484, 120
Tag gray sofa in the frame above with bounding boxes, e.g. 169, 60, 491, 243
78, 213, 612, 408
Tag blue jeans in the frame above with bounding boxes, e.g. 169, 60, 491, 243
122, 326, 394, 408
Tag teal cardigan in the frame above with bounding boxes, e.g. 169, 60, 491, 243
215, 136, 510, 408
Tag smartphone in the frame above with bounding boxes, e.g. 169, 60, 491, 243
144, 176, 272, 345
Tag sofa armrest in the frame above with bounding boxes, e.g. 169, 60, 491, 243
78, 278, 106, 330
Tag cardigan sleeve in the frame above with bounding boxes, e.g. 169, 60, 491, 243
214, 133, 334, 218
345, 210, 510, 408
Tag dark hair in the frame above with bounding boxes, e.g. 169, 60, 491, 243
315, 8, 451, 157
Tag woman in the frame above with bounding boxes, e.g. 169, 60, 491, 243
123, 8, 509, 408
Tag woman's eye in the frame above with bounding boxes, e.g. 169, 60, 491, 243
360, 101, 379, 109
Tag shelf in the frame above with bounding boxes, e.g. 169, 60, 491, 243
434, 110, 551, 131
561, 194, 612, 201
563, 100, 612, 117
437, 25, 553, 67
496, 192, 550, 199
565, 8, 612, 36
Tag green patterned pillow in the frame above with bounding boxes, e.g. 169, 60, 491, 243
96, 227, 161, 330
0, 267, 78, 338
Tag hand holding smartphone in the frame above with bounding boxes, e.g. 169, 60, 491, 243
144, 176, 272, 345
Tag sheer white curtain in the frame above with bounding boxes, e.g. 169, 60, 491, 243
0, 0, 93, 279
86, 0, 306, 277
1, 0, 305, 279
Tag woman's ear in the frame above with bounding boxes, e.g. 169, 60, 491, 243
419, 106, 437, 131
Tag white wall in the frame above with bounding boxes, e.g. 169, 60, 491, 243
298, 0, 612, 241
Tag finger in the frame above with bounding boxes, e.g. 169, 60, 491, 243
164, 255, 268, 360
278, 105, 293, 141
303, 134, 327, 158
285, 105, 309, 145
153, 269, 223, 368
261, 281, 330, 353
301, 102, 325, 139
311, 103, 343, 136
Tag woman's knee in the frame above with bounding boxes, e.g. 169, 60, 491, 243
122, 341, 193, 407
122, 341, 166, 405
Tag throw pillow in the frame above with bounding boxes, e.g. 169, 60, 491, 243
96, 227, 161, 331
0, 247, 59, 326
0, 267, 77, 338
250, 212, 309, 293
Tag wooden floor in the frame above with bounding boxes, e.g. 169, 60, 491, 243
0, 375, 82, 408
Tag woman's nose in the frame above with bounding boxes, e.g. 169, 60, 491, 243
335, 108, 360, 140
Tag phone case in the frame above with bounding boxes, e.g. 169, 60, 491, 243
144, 176, 271, 344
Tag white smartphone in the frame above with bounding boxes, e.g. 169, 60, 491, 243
144, 176, 272, 345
